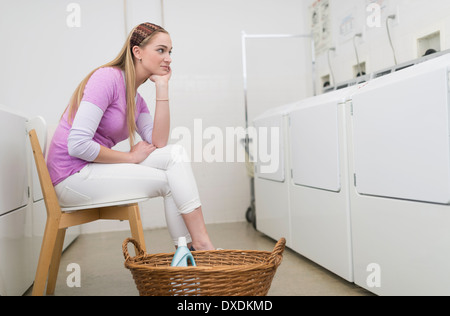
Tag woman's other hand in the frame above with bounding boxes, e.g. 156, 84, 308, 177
130, 141, 157, 163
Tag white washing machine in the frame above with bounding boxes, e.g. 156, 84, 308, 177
253, 102, 302, 248
288, 85, 364, 282
0, 109, 80, 296
0, 106, 34, 296
347, 53, 450, 295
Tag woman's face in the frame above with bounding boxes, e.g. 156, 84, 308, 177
138, 32, 172, 76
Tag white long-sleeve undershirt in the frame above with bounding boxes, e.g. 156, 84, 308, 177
67, 101, 153, 161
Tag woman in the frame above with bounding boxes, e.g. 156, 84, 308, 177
46, 22, 215, 251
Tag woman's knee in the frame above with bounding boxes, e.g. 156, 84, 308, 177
165, 144, 191, 165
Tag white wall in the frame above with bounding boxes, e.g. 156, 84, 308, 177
309, 0, 450, 92
0, 0, 126, 122
0, 0, 311, 234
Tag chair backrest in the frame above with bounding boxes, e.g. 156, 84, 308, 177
26, 116, 47, 156
28, 120, 62, 218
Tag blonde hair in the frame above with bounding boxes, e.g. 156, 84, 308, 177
65, 23, 168, 147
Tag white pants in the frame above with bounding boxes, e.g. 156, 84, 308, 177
54, 144, 200, 245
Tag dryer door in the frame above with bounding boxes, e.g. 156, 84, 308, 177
289, 101, 341, 192
352, 67, 450, 204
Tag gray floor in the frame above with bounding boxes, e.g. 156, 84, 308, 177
25, 222, 374, 296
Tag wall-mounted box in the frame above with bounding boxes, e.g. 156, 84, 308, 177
417, 31, 441, 57
353, 61, 366, 78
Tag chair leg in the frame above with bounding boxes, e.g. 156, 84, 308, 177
46, 228, 66, 295
127, 204, 146, 253
32, 218, 60, 296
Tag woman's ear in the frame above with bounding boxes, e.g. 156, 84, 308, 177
132, 45, 141, 60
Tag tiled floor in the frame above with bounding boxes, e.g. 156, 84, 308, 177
25, 222, 374, 296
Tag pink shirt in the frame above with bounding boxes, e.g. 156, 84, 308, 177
47, 67, 150, 186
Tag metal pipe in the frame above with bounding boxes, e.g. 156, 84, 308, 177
241, 31, 249, 130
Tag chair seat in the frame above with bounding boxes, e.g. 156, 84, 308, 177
61, 198, 150, 213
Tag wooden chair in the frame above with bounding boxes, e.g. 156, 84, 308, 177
28, 117, 148, 296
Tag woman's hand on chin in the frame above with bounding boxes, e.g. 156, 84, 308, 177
149, 66, 172, 85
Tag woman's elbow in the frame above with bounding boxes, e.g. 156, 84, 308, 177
67, 144, 86, 160
152, 140, 168, 148
151, 132, 168, 148
67, 139, 99, 161
152, 135, 169, 148
67, 139, 79, 158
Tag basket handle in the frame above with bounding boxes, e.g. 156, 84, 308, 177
267, 238, 286, 266
122, 238, 146, 261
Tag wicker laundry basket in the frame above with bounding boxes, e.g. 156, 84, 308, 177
122, 238, 286, 296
